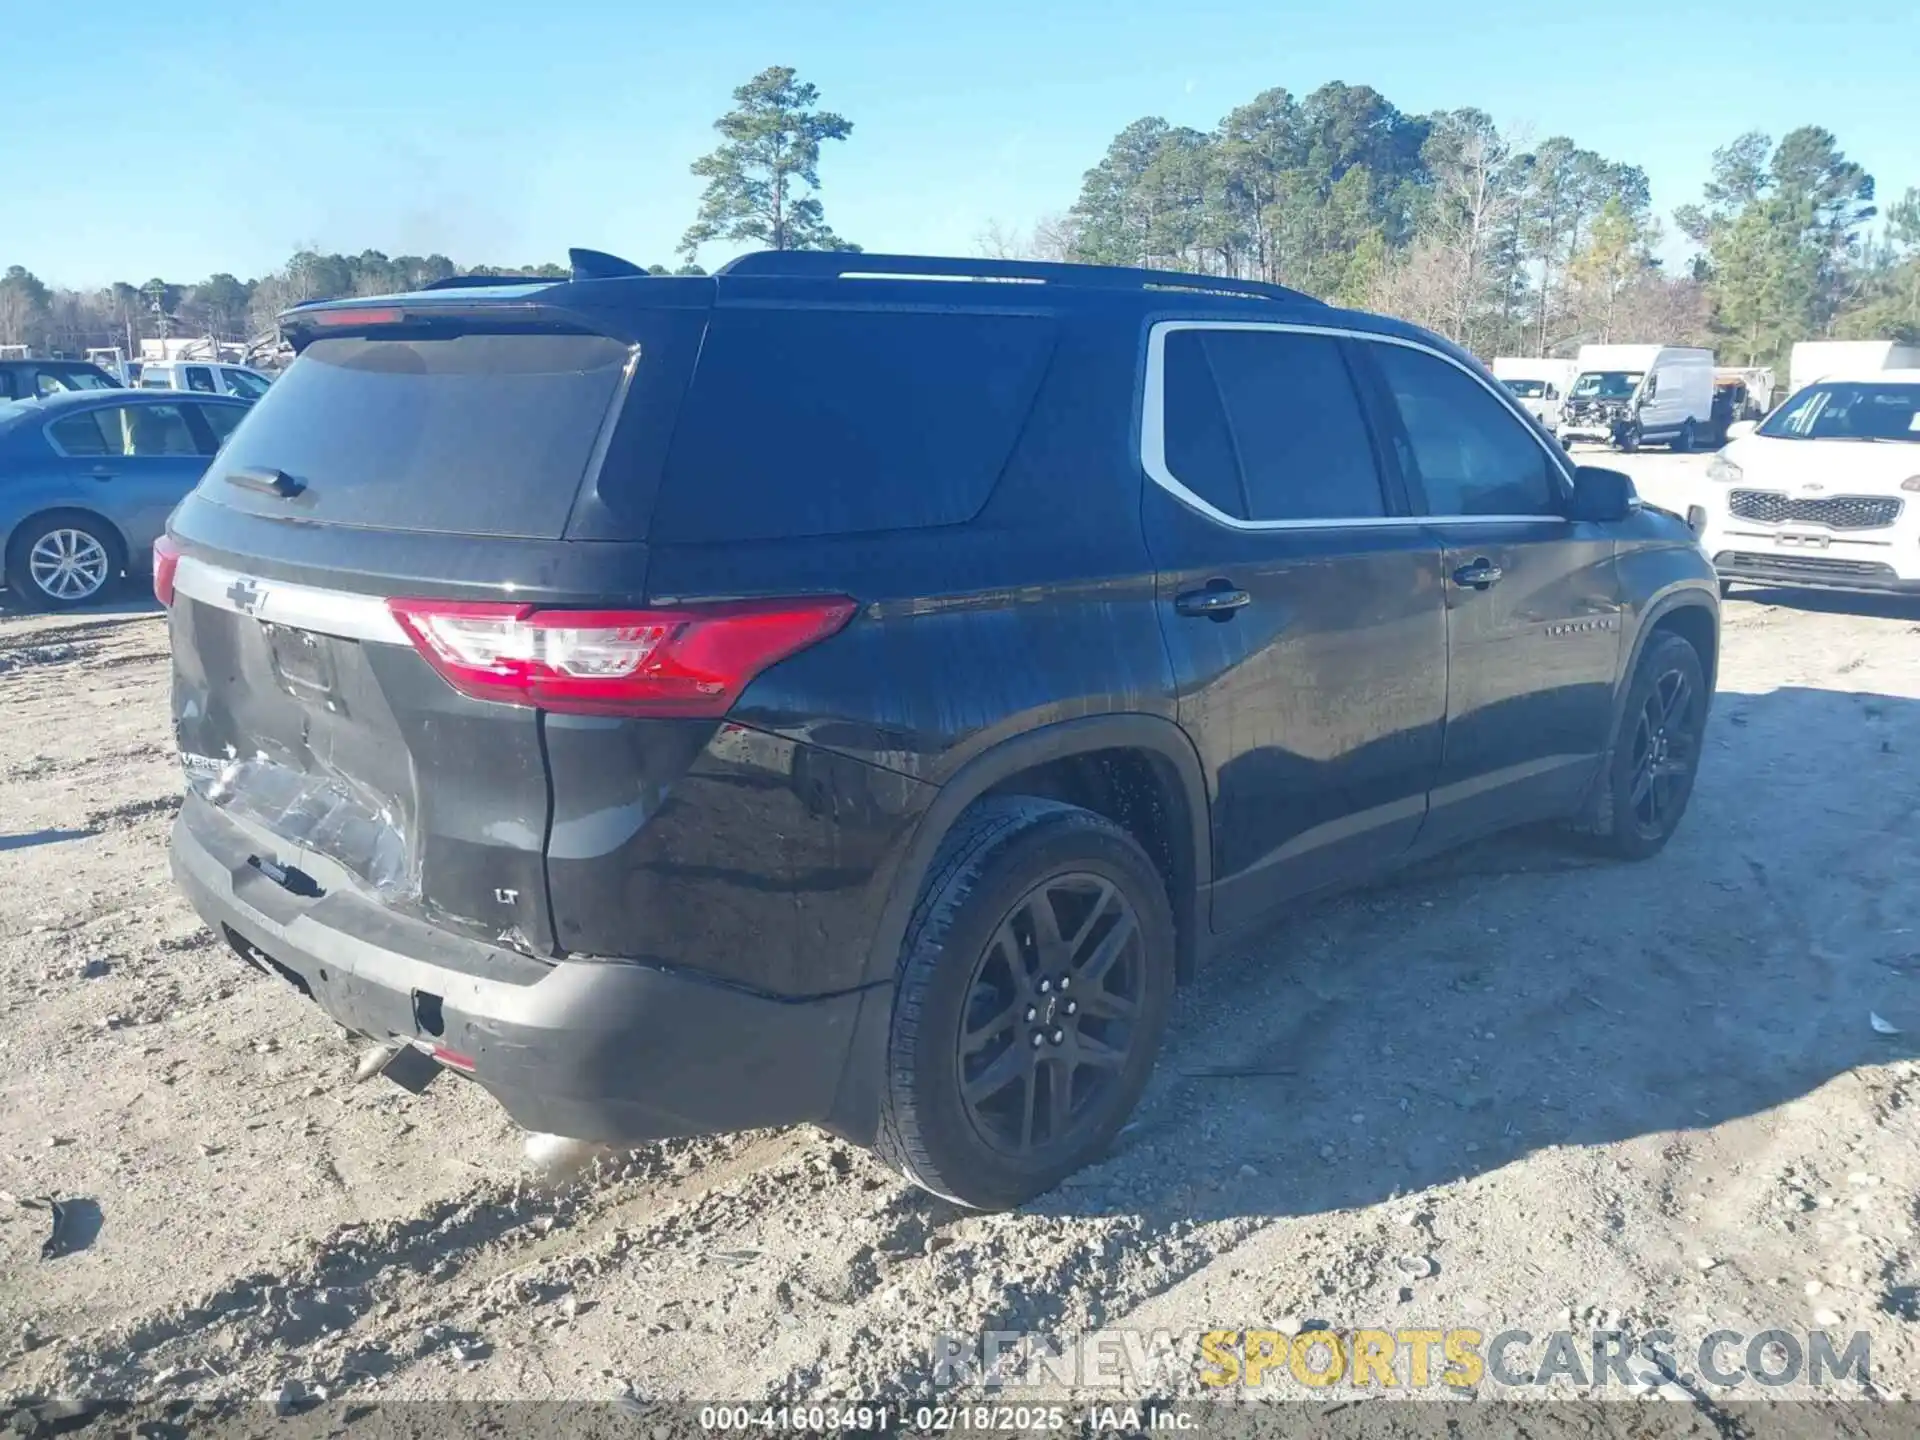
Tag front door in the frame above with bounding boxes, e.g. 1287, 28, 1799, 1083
1356, 339, 1623, 848
1142, 323, 1448, 932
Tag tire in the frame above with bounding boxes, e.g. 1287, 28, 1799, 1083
1583, 632, 1708, 861
1672, 419, 1696, 453
5, 510, 124, 611
1616, 422, 1642, 454
874, 797, 1175, 1209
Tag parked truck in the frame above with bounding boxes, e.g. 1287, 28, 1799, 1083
1491, 357, 1578, 434
1788, 340, 1920, 395
1559, 343, 1716, 452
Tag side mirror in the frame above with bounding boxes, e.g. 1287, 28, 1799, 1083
1725, 420, 1757, 442
1568, 465, 1636, 523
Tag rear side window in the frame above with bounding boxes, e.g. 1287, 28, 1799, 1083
1159, 327, 1386, 522
649, 307, 1057, 543
207, 332, 632, 537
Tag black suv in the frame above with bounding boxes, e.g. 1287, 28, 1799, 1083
162, 250, 1719, 1208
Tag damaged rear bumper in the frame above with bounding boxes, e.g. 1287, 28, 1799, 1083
170, 793, 870, 1143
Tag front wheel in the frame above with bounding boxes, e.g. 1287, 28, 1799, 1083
1615, 421, 1642, 453
1584, 632, 1708, 860
875, 798, 1175, 1209
5, 511, 124, 611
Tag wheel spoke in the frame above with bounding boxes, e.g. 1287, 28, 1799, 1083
1074, 988, 1137, 1022
962, 1006, 1017, 1057
1074, 910, 1135, 987
1063, 880, 1116, 961
1024, 889, 1064, 960
1018, 1069, 1039, 1151
1046, 1058, 1073, 1139
1074, 1031, 1128, 1070
1629, 759, 1656, 810
962, 1045, 1028, 1106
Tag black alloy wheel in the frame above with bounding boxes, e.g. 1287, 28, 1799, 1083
1626, 663, 1700, 840
956, 872, 1146, 1158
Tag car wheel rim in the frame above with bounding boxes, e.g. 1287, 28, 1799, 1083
28, 529, 110, 601
955, 871, 1145, 1160
1628, 667, 1698, 836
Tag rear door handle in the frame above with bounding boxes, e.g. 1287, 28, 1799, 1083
1451, 559, 1504, 590
1174, 584, 1251, 619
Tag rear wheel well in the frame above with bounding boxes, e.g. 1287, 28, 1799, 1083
1647, 600, 1717, 694
980, 746, 1199, 980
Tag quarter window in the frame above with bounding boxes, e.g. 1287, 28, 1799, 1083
1368, 343, 1562, 517
1159, 327, 1387, 522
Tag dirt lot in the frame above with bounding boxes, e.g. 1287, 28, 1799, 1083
3, 450, 1918, 1417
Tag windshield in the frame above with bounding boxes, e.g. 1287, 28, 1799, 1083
1502, 378, 1546, 398
1757, 381, 1920, 442
1570, 370, 1642, 400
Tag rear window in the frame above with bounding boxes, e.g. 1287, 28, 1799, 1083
648, 306, 1057, 542
206, 332, 632, 537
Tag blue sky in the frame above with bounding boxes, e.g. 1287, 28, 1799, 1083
15, 0, 1918, 288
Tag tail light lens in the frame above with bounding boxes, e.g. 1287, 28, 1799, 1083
387, 597, 857, 717
152, 535, 182, 606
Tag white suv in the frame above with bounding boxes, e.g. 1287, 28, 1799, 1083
138, 361, 273, 401
1695, 370, 1920, 596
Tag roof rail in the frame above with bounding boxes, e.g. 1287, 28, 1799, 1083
421, 273, 559, 291
715, 250, 1322, 305
570, 247, 648, 281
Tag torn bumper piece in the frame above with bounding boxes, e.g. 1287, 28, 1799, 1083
170, 793, 867, 1143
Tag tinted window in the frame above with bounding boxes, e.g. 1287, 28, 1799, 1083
1370, 343, 1561, 517
49, 404, 199, 458
50, 411, 113, 456
651, 307, 1057, 543
195, 402, 246, 446
209, 332, 632, 537
1160, 327, 1385, 521
184, 366, 217, 393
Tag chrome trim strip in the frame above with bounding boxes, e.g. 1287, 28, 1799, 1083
1140, 319, 1575, 533
172, 555, 407, 645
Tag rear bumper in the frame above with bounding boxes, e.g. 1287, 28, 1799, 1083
170, 795, 871, 1143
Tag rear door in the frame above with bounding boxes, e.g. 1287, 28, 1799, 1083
1142, 321, 1447, 931
1355, 337, 1622, 847
45, 401, 210, 554
166, 320, 652, 957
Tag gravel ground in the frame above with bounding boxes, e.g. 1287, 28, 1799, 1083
3, 451, 1918, 1421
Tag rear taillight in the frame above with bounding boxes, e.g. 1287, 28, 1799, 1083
152, 535, 182, 607
387, 597, 856, 717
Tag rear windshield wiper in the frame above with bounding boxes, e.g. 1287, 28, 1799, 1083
227, 467, 304, 498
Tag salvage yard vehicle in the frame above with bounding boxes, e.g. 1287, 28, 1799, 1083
159, 250, 1721, 1208
1695, 369, 1920, 596
1560, 344, 1715, 451
1492, 356, 1576, 434
2, 389, 249, 608
137, 360, 274, 400
0, 357, 124, 403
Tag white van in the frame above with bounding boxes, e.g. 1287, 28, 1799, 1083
1559, 344, 1716, 451
1490, 357, 1577, 433
138, 360, 273, 401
